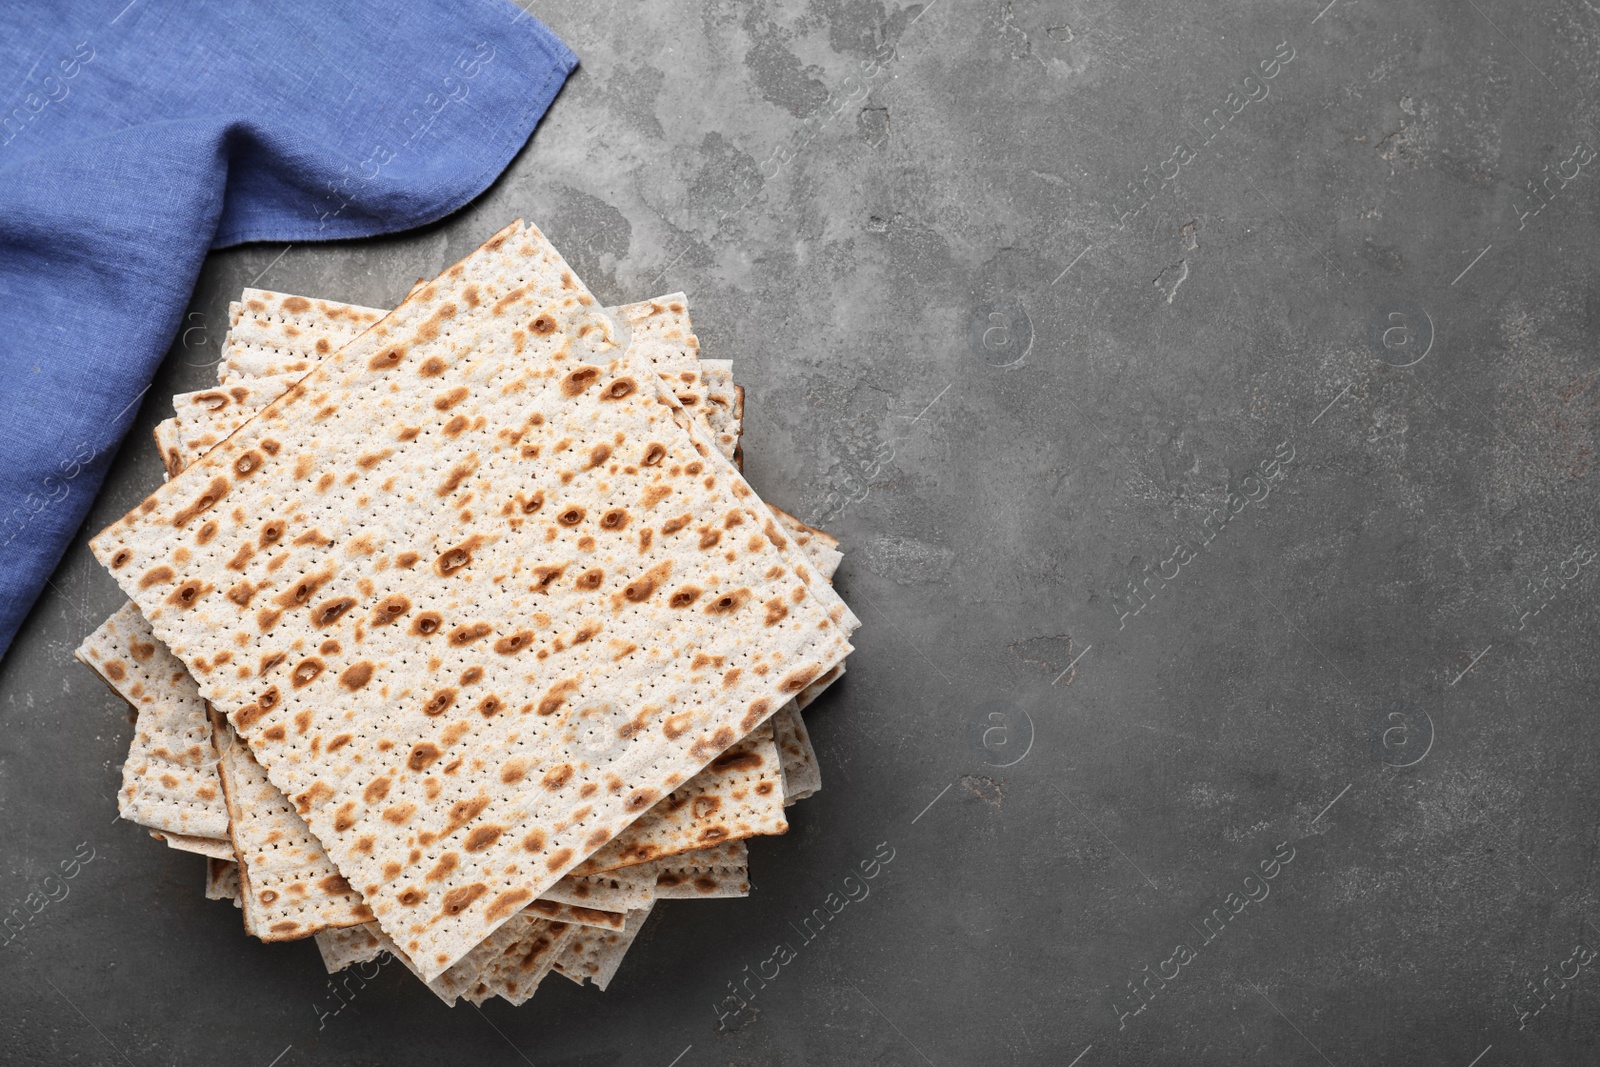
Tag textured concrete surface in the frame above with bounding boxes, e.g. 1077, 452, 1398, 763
5, 0, 1600, 1063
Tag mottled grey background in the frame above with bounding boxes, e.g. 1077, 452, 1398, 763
4, 0, 1599, 1064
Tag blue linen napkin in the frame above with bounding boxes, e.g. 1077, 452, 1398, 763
0, 0, 577, 662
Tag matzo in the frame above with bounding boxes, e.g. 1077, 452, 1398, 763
374, 927, 509, 1007
94, 295, 787, 921
554, 903, 654, 991
608, 839, 749, 893
569, 721, 786, 876
770, 505, 842, 580
797, 663, 844, 710
539, 841, 747, 909
700, 360, 741, 464
636, 318, 858, 636
76, 603, 230, 838
537, 869, 655, 911
151, 831, 233, 860
654, 860, 749, 898
383, 914, 560, 1007
206, 858, 241, 904
772, 702, 821, 805
217, 291, 386, 384
211, 711, 373, 941
763, 511, 838, 803
523, 898, 624, 931
315, 922, 384, 973
164, 375, 302, 467
462, 920, 575, 1006
153, 418, 188, 479
611, 294, 710, 413
163, 288, 839, 846
91, 220, 852, 979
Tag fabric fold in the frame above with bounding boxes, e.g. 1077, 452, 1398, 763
0, 0, 576, 661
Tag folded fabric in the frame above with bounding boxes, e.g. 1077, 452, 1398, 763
0, 0, 576, 662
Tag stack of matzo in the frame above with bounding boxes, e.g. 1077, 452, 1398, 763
75, 220, 855, 1005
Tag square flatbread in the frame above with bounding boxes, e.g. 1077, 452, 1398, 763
84, 590, 789, 935
90, 220, 852, 979
768, 504, 841, 580
175, 289, 843, 820
218, 292, 387, 384
628, 839, 750, 898
462, 919, 577, 1006
314, 922, 385, 973
376, 915, 572, 1007
95, 310, 792, 936
210, 710, 374, 941
75, 604, 230, 839
537, 869, 655, 911
97, 306, 825, 947
569, 721, 785, 876
700, 360, 741, 465
554, 903, 655, 991
654, 862, 749, 898
158, 375, 302, 477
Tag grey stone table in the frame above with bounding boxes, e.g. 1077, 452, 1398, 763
5, 1, 1599, 1063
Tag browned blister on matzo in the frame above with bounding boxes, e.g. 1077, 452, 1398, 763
90, 220, 852, 980
153, 418, 188, 479
76, 603, 230, 839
